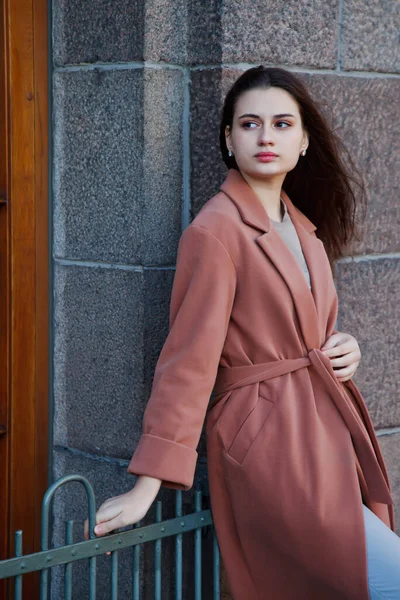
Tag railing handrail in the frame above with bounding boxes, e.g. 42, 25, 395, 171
0, 510, 213, 579
0, 474, 220, 599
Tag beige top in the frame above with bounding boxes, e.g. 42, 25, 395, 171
270, 198, 312, 290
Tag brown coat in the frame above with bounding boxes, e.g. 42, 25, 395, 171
128, 169, 394, 599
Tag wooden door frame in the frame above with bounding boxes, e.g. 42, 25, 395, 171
1, 0, 49, 594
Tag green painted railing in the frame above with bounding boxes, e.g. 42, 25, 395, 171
0, 474, 221, 599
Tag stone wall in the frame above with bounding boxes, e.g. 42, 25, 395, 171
51, 0, 400, 597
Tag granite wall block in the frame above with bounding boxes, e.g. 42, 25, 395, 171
143, 268, 174, 396
53, 68, 183, 265
53, 263, 145, 458
190, 68, 224, 217
144, 0, 222, 65
190, 68, 241, 216
53, 0, 145, 66
221, 0, 339, 68
187, 0, 222, 64
144, 0, 188, 64
335, 257, 400, 429
342, 0, 400, 73
141, 68, 184, 264
304, 74, 400, 255
53, 69, 144, 263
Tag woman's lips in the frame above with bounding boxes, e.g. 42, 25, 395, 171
255, 152, 278, 163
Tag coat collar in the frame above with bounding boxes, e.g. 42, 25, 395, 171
220, 169, 328, 350
220, 168, 317, 234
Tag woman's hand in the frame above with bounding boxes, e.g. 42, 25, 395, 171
321, 331, 361, 382
83, 475, 162, 545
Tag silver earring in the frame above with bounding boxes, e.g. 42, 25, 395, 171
228, 150, 233, 157
301, 149, 306, 156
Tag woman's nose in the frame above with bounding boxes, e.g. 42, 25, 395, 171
258, 126, 274, 146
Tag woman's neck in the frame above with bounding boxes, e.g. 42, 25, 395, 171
241, 171, 285, 223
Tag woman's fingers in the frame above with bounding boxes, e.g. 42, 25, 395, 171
86, 484, 156, 543
94, 514, 127, 536
329, 351, 360, 368
94, 501, 143, 535
337, 374, 353, 382
321, 332, 361, 359
83, 508, 126, 559
333, 364, 357, 380
321, 332, 361, 379
83, 519, 88, 540
320, 332, 344, 350
96, 501, 123, 525
322, 342, 358, 357
83, 498, 122, 537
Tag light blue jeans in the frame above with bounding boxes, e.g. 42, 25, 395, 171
363, 504, 400, 600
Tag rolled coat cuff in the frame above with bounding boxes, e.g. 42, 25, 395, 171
127, 434, 198, 491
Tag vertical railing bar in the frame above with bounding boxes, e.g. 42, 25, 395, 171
213, 530, 220, 600
194, 490, 202, 600
132, 521, 141, 600
64, 521, 73, 600
88, 554, 96, 600
111, 543, 119, 600
39, 560, 49, 596
154, 501, 162, 600
39, 546, 49, 598
40, 567, 49, 598
14, 531, 23, 600
175, 491, 182, 600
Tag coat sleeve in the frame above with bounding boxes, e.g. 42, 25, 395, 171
127, 223, 237, 490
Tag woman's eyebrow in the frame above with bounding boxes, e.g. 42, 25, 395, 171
237, 112, 296, 119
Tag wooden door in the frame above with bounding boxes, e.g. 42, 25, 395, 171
0, 0, 10, 575
0, 0, 49, 597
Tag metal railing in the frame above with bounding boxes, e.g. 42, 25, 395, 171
0, 475, 221, 599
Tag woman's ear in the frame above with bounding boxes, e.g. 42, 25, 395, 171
302, 130, 309, 153
225, 125, 232, 153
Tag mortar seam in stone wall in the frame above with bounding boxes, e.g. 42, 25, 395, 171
54, 61, 187, 73
53, 62, 400, 80
337, 253, 400, 263
55, 258, 176, 271
337, 0, 344, 71
54, 444, 209, 468
54, 252, 400, 271
54, 445, 130, 467
191, 64, 400, 79
182, 67, 191, 231
376, 428, 400, 437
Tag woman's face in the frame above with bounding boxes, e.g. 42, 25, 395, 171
225, 86, 309, 182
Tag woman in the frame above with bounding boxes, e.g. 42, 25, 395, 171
88, 67, 400, 599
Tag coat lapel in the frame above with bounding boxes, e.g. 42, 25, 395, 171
284, 197, 336, 346
220, 169, 326, 350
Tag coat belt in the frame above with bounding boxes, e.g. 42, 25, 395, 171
213, 348, 393, 505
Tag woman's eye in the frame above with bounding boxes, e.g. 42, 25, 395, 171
275, 121, 291, 128
242, 121, 258, 129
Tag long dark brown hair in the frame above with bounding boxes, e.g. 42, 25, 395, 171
219, 66, 366, 265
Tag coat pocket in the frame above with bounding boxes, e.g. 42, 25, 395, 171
227, 395, 275, 465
